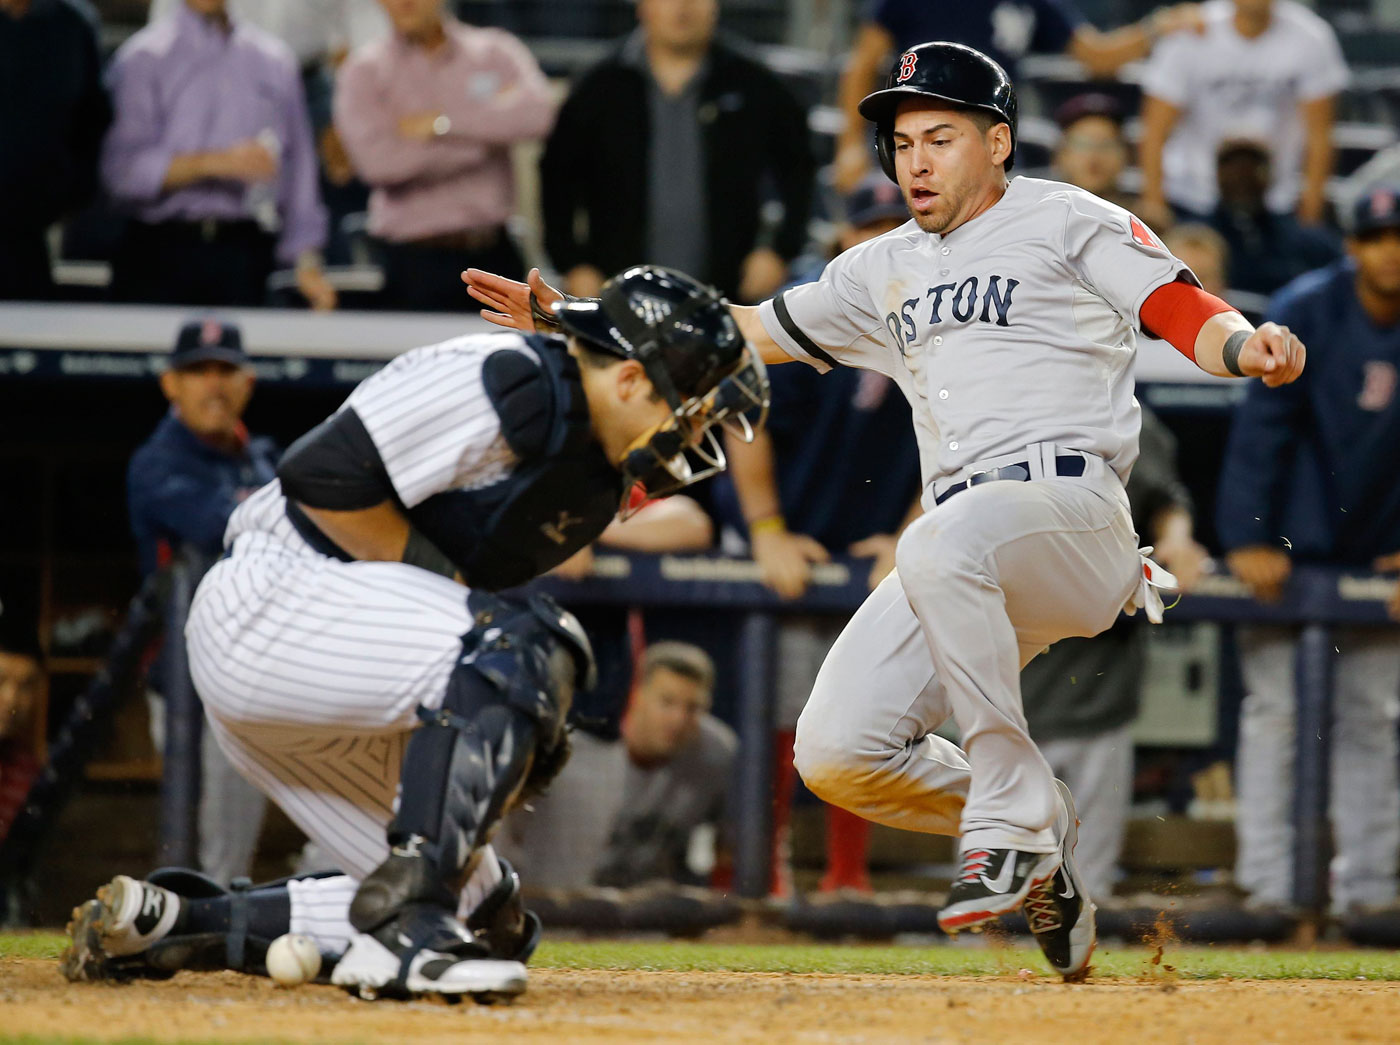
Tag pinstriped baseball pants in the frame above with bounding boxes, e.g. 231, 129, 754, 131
185, 534, 503, 953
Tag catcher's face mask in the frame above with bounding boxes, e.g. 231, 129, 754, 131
619, 342, 770, 514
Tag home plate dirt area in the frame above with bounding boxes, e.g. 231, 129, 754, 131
4, 937, 1399, 1044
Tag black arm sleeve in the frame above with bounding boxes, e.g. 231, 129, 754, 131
277, 407, 396, 511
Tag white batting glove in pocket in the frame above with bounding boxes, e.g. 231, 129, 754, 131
1123, 546, 1180, 625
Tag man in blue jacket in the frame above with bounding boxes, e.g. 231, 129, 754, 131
128, 317, 278, 885
1217, 185, 1400, 915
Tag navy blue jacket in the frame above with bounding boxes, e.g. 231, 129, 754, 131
865, 0, 1082, 77
127, 412, 279, 577
1216, 261, 1400, 564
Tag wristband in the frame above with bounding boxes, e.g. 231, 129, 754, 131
530, 290, 585, 332
1222, 329, 1249, 377
403, 528, 456, 578
749, 515, 786, 538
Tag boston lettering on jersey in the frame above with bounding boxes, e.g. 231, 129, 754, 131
885, 274, 1019, 348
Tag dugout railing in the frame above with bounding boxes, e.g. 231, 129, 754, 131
146, 553, 1398, 916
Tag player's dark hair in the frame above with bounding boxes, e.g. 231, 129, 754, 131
640, 641, 715, 694
568, 337, 664, 403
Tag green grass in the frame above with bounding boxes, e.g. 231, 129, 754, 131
7, 931, 1400, 982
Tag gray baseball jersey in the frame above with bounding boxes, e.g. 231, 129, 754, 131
757, 176, 1195, 495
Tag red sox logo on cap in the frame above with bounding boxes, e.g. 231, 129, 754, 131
897, 51, 918, 83
201, 319, 224, 345
1369, 187, 1397, 218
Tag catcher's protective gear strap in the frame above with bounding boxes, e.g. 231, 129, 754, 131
1139, 279, 1238, 363
277, 407, 393, 512
402, 528, 456, 579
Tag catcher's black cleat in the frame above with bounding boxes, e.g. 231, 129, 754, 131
61, 875, 183, 982
1024, 779, 1097, 981
938, 846, 1059, 934
331, 904, 527, 1001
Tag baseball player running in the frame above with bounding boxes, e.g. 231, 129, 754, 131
62, 266, 768, 1000
466, 41, 1304, 980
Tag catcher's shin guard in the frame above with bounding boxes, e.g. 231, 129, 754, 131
349, 592, 593, 940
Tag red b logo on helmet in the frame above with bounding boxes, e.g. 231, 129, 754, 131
897, 51, 918, 83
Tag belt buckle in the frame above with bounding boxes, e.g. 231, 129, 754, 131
966, 468, 993, 487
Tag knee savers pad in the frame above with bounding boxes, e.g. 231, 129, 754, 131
354, 593, 595, 932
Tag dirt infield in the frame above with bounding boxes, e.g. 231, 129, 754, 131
4, 957, 1398, 1045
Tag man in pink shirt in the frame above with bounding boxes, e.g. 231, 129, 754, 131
334, 0, 553, 311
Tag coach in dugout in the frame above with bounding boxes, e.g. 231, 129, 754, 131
127, 317, 278, 887
1219, 186, 1400, 917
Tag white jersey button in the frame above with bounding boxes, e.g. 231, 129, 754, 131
940, 269, 950, 276
938, 388, 949, 399
940, 247, 951, 256
933, 335, 943, 345
949, 441, 959, 450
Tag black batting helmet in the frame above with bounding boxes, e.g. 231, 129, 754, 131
858, 41, 1018, 181
553, 265, 769, 502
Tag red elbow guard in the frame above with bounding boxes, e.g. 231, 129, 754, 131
1139, 280, 1238, 362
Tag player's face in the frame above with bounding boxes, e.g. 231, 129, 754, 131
377, 0, 444, 39
629, 667, 709, 758
1349, 228, 1400, 299
891, 102, 1009, 235
638, 0, 718, 53
1053, 116, 1126, 197
160, 361, 255, 441
0, 652, 41, 743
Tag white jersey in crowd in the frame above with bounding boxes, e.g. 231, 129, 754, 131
1140, 0, 1348, 215
226, 331, 524, 554
148, 0, 389, 63
757, 176, 1193, 501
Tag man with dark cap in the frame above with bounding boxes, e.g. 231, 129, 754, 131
127, 317, 279, 886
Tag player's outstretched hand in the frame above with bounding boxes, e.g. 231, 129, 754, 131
1237, 322, 1306, 388
462, 267, 563, 332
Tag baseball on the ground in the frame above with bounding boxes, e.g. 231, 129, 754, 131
266, 933, 321, 987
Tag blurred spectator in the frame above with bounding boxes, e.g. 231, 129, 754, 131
548, 495, 715, 750
102, 0, 335, 309
148, 0, 388, 67
127, 317, 278, 886
1023, 405, 1208, 900
0, 0, 110, 301
1205, 140, 1338, 296
833, 0, 1204, 192
146, 0, 390, 266
0, 597, 43, 851
541, 0, 814, 303
334, 0, 551, 311
1052, 93, 1135, 212
498, 642, 736, 891
1162, 222, 1230, 298
1138, 0, 1347, 228
711, 174, 921, 895
0, 591, 43, 926
1218, 186, 1400, 915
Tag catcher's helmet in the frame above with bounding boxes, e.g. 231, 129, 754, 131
858, 41, 1018, 181
553, 265, 769, 502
